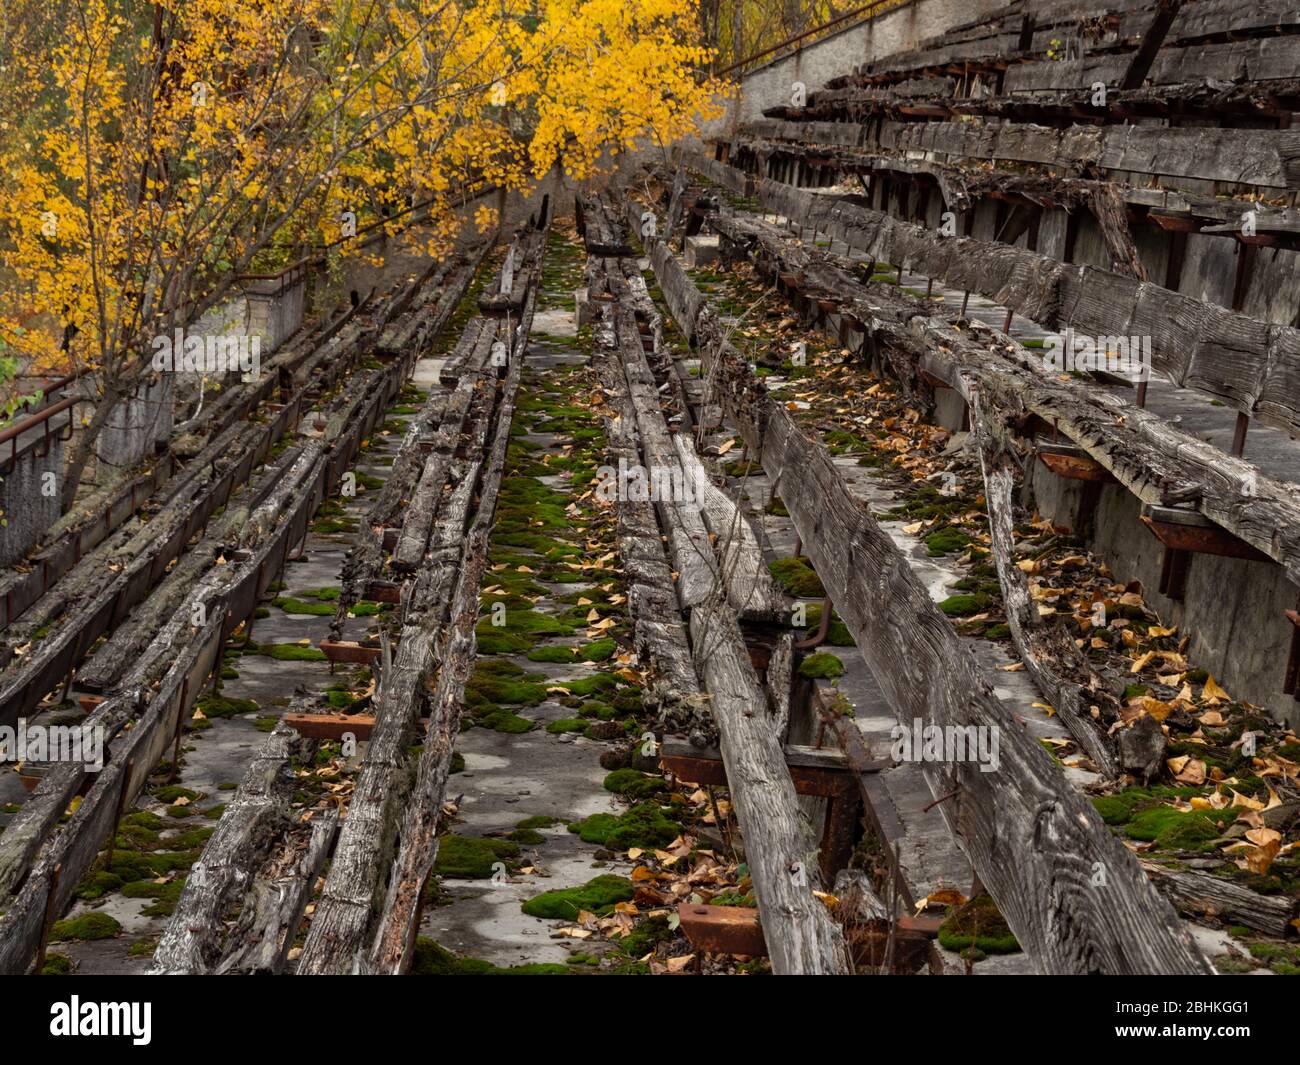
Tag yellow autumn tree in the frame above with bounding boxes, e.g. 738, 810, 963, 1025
0, 0, 719, 503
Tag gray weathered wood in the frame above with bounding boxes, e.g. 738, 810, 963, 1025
645, 225, 1215, 975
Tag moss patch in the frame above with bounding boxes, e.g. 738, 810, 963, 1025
938, 593, 991, 617
410, 938, 569, 975
937, 895, 1020, 955
568, 803, 679, 850
434, 834, 520, 879
196, 695, 259, 719
1124, 806, 1231, 851
251, 643, 327, 662
925, 527, 973, 556
603, 768, 665, 800
798, 603, 854, 646
768, 557, 825, 598
50, 912, 121, 942
521, 874, 635, 919
798, 652, 845, 679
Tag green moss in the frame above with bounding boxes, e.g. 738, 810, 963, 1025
152, 786, 199, 804
798, 652, 845, 679
557, 674, 621, 697
798, 603, 853, 646
273, 597, 334, 616
196, 695, 259, 719
579, 638, 617, 662
938, 593, 991, 617
617, 914, 673, 958
433, 834, 520, 879
768, 557, 825, 598
1091, 796, 1132, 825
476, 629, 535, 654
516, 815, 561, 831
521, 874, 635, 919
311, 518, 355, 535
468, 663, 549, 706
126, 938, 156, 958
565, 952, 601, 966
50, 912, 121, 942
121, 878, 187, 917
476, 608, 575, 642
1125, 806, 1233, 851
824, 429, 868, 455
925, 527, 973, 556
252, 643, 327, 662
937, 895, 1020, 955
40, 952, 73, 975
477, 710, 534, 733
509, 828, 546, 844
568, 803, 679, 850
254, 716, 279, 732
168, 827, 215, 849
73, 871, 124, 900
526, 645, 581, 663
546, 718, 588, 735
580, 700, 617, 720
603, 769, 665, 800
410, 938, 570, 976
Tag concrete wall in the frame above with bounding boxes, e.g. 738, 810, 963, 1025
0, 436, 63, 566
706, 0, 1006, 138
94, 374, 174, 478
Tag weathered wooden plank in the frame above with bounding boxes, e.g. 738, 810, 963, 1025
753, 176, 1300, 433
1142, 859, 1299, 936
150, 720, 304, 973
365, 306, 526, 974
971, 394, 1122, 778
699, 183, 1300, 587
217, 810, 338, 974
644, 227, 1214, 975
595, 309, 703, 715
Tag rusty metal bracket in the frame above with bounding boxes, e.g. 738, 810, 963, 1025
319, 640, 385, 665
1284, 604, 1300, 700
1140, 504, 1270, 563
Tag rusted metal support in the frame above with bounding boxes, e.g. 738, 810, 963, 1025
1036, 442, 1115, 483
1231, 412, 1250, 458
319, 640, 385, 665
32, 863, 63, 977
362, 580, 403, 604
1283, 602, 1300, 699
1141, 505, 1271, 562
103, 758, 136, 872
675, 902, 943, 972
795, 596, 833, 649
168, 677, 190, 784
1158, 547, 1192, 602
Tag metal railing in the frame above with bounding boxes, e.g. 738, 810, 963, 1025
717, 0, 911, 79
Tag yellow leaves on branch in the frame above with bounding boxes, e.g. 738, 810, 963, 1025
0, 0, 719, 380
